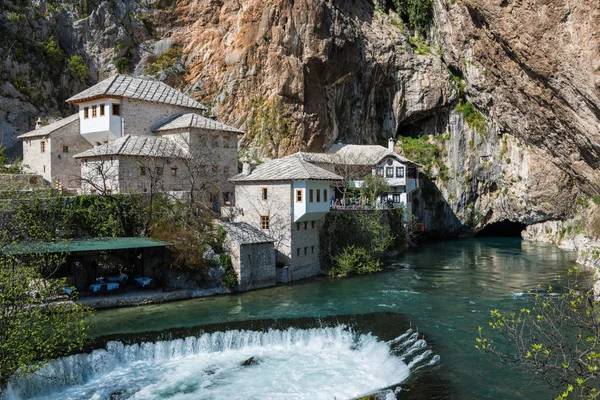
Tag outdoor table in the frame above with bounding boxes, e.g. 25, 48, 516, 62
106, 282, 119, 291
134, 277, 152, 288
89, 283, 103, 292
106, 274, 128, 283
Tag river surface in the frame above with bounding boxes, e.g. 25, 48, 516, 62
7, 238, 580, 399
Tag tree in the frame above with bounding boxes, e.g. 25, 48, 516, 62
67, 55, 89, 81
0, 192, 91, 390
476, 267, 600, 399
360, 174, 391, 206
392, 0, 433, 37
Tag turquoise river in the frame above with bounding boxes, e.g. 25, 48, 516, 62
5, 238, 581, 399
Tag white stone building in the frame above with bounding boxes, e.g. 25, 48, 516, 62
18, 74, 242, 201
292, 138, 420, 211
230, 155, 343, 282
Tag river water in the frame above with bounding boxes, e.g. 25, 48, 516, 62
5, 238, 580, 399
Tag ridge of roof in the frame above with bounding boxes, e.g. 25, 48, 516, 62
230, 155, 343, 182
154, 113, 244, 134
17, 114, 79, 139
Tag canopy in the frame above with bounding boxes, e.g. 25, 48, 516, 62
2, 237, 167, 255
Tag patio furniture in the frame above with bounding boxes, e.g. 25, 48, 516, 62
106, 282, 119, 292
134, 277, 153, 288
89, 283, 103, 293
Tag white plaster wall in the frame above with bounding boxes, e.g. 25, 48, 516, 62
22, 136, 52, 183
78, 99, 121, 144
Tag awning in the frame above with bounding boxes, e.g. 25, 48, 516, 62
2, 237, 167, 255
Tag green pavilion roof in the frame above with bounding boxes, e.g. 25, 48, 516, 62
2, 237, 167, 255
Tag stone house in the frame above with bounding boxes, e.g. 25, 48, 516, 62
230, 155, 343, 282
220, 221, 276, 291
17, 114, 91, 189
18, 74, 242, 201
291, 138, 420, 211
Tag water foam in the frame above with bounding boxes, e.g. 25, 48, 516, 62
4, 326, 438, 400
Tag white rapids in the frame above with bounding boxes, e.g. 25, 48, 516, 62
3, 326, 439, 400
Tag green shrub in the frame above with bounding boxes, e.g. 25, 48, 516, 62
455, 101, 487, 136
219, 254, 238, 290
41, 37, 64, 68
67, 55, 89, 80
506, 157, 511, 165
114, 56, 131, 73
398, 135, 440, 168
329, 245, 382, 277
592, 196, 600, 205
146, 47, 182, 76
392, 0, 433, 36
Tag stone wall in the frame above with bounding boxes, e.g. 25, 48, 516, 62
0, 173, 48, 191
21, 136, 52, 183
121, 98, 204, 135
289, 219, 323, 280
234, 181, 293, 264
228, 240, 276, 291
50, 119, 91, 189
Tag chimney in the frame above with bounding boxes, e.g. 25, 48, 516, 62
388, 137, 395, 151
242, 160, 252, 175
209, 114, 217, 120
35, 117, 42, 130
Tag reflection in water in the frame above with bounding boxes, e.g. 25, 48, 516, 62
89, 238, 578, 399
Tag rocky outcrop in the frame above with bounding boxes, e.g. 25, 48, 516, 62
0, 0, 598, 234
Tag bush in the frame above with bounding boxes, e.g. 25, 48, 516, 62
41, 37, 64, 68
67, 55, 89, 80
218, 254, 238, 290
329, 245, 382, 277
392, 0, 433, 37
455, 101, 487, 135
146, 47, 182, 76
398, 135, 440, 169
114, 56, 131, 73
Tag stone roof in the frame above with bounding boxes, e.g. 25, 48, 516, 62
17, 114, 79, 139
73, 135, 190, 159
154, 113, 244, 134
220, 222, 274, 245
325, 144, 414, 165
230, 155, 343, 182
66, 74, 207, 111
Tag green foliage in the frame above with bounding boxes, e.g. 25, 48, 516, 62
477, 267, 600, 399
246, 97, 301, 158
360, 174, 391, 205
146, 47, 182, 76
506, 157, 512, 165
67, 55, 89, 80
392, 0, 433, 36
450, 72, 465, 98
592, 196, 600, 205
329, 245, 382, 277
455, 101, 487, 136
114, 56, 132, 73
218, 254, 238, 290
41, 36, 64, 68
398, 135, 440, 173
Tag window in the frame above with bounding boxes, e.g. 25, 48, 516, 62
386, 167, 394, 178
40, 141, 46, 153
43, 165, 46, 173
376, 167, 384, 176
84, 107, 89, 119
311, 221, 315, 229
304, 247, 308, 255
223, 192, 231, 205
155, 167, 163, 175
311, 246, 315, 254
295, 189, 303, 203
140, 167, 146, 176
309, 189, 314, 203
100, 104, 105, 116
62, 145, 69, 153
262, 187, 268, 200
316, 189, 321, 202
304, 222, 307, 230
112, 104, 120, 116
296, 222, 301, 231
324, 189, 328, 202
396, 167, 405, 178
171, 167, 178, 176
260, 215, 270, 230
297, 248, 301, 256
91, 105, 97, 118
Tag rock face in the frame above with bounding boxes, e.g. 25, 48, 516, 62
0, 0, 598, 234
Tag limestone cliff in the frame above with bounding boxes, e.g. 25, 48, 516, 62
0, 0, 598, 235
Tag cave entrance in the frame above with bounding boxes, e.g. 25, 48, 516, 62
476, 220, 527, 237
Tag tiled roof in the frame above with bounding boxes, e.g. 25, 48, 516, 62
325, 144, 414, 165
73, 135, 190, 159
17, 114, 79, 139
230, 155, 343, 182
220, 222, 274, 245
154, 113, 244, 134
66, 74, 207, 111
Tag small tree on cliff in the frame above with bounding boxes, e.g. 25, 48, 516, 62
476, 267, 600, 399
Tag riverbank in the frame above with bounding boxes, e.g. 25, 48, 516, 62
77, 287, 230, 309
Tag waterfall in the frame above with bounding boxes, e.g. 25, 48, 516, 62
4, 326, 439, 400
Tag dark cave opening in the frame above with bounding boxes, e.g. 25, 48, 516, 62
476, 220, 527, 238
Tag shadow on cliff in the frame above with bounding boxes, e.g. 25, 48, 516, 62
412, 173, 463, 241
